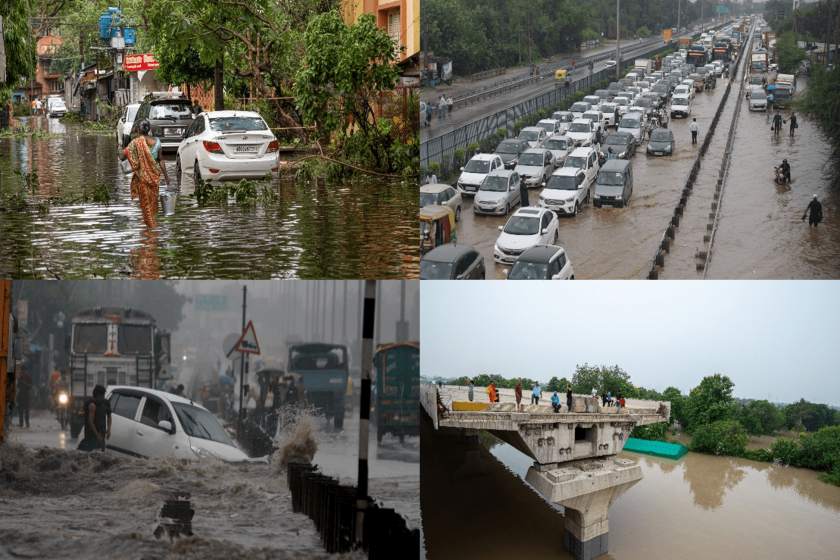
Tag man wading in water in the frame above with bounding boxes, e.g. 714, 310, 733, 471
78, 385, 111, 452
118, 118, 170, 229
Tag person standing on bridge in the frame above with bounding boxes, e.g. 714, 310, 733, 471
447, 96, 454, 116
690, 118, 699, 145
486, 381, 497, 404
515, 380, 523, 411
602, 389, 608, 407
425, 103, 432, 127
802, 194, 823, 227
616, 391, 624, 413
530, 66, 534, 78
465, 378, 474, 402
566, 383, 573, 412
591, 386, 598, 398
531, 381, 542, 405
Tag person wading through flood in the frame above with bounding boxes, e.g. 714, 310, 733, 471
78, 385, 111, 452
802, 194, 823, 227
118, 118, 170, 229
515, 379, 523, 411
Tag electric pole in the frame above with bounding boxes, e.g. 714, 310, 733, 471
616, 0, 621, 80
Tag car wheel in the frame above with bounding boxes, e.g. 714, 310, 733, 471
505, 203, 510, 214
478, 273, 485, 280
570, 275, 575, 280
553, 229, 559, 242
175, 155, 182, 178
455, 206, 461, 222
193, 162, 202, 186
573, 202, 580, 216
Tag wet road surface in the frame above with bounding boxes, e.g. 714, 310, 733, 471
0, 117, 418, 279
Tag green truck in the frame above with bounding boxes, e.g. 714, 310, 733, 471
374, 342, 419, 443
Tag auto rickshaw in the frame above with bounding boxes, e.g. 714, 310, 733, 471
554, 69, 568, 88
420, 205, 456, 256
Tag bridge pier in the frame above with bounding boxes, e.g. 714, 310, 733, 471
526, 457, 643, 560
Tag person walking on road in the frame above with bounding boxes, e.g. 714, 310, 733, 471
77, 385, 111, 452
118, 118, 170, 229
566, 383, 573, 412
594, 126, 602, 154
789, 113, 798, 136
438, 96, 446, 119
447, 97, 454, 116
425, 102, 432, 127
690, 118, 699, 144
519, 177, 530, 207
772, 111, 785, 135
35, 98, 42, 115
17, 368, 33, 428
531, 381, 542, 405
802, 194, 823, 227
515, 379, 523, 411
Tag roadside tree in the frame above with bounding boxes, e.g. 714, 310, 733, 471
683, 374, 735, 434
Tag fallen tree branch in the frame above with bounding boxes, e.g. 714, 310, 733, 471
286, 154, 405, 179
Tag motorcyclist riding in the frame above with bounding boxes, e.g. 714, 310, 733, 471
606, 147, 617, 160
777, 158, 791, 183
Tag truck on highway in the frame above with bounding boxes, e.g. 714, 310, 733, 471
288, 342, 349, 429
750, 51, 768, 74
634, 59, 653, 75
67, 307, 172, 437
679, 37, 692, 49
373, 342, 419, 444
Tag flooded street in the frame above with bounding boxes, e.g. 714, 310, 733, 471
0, 117, 418, 279
421, 412, 840, 559
1, 409, 418, 558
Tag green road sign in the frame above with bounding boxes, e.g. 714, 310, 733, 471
195, 294, 228, 311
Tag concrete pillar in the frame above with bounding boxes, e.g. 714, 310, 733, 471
463, 428, 480, 446
525, 457, 642, 560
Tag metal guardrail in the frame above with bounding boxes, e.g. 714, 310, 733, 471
471, 68, 506, 82
421, 23, 729, 169
645, 22, 754, 279
287, 462, 420, 558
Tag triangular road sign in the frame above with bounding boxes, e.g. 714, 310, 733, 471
235, 321, 261, 355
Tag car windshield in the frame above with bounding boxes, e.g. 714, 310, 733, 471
420, 192, 442, 206
546, 139, 567, 150
597, 171, 625, 186
480, 176, 509, 192
208, 116, 268, 132
172, 402, 234, 446
496, 141, 522, 154
545, 174, 577, 190
654, 84, 668, 91
564, 156, 585, 168
569, 122, 590, 133
583, 114, 598, 123
537, 122, 555, 133
503, 216, 540, 235
751, 90, 766, 99
150, 103, 192, 119
605, 135, 628, 146
636, 100, 652, 107
615, 98, 628, 105
673, 98, 688, 105
419, 260, 454, 280
464, 159, 491, 172
519, 130, 539, 141
126, 107, 139, 121
650, 130, 671, 141
570, 104, 588, 112
508, 261, 548, 280
519, 153, 544, 166
619, 119, 640, 129
554, 113, 573, 122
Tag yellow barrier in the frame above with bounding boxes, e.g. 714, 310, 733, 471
452, 401, 490, 412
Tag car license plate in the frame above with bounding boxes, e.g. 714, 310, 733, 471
465, 187, 476, 191
655, 151, 663, 155
164, 128, 182, 136
236, 146, 259, 153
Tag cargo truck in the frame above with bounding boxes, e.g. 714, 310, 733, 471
679, 37, 692, 49
634, 59, 653, 75
373, 342, 419, 444
750, 51, 768, 73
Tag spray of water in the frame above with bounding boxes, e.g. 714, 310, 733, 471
270, 405, 320, 472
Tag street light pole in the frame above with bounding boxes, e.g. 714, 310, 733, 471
616, 0, 621, 81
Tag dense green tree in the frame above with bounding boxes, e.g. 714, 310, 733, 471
546, 376, 568, 393
774, 32, 809, 73
662, 386, 685, 426
740, 399, 785, 436
630, 421, 668, 441
0, 0, 37, 102
683, 374, 736, 434
570, 363, 636, 397
689, 420, 750, 456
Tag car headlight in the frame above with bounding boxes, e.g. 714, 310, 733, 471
59, 394, 68, 404
593, 193, 601, 198
191, 445, 220, 460
565, 195, 576, 202
494, 243, 503, 253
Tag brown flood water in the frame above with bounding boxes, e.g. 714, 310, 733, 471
420, 412, 840, 559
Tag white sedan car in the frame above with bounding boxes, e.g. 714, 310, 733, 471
117, 103, 140, 148
494, 207, 559, 265
176, 111, 280, 184
566, 119, 596, 147
105, 386, 250, 462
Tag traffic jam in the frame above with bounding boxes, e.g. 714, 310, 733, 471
421, 25, 743, 280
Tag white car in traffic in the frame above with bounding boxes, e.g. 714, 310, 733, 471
566, 119, 596, 147
176, 110, 280, 184
105, 386, 250, 462
669, 94, 692, 118
494, 207, 559, 265
457, 153, 505, 194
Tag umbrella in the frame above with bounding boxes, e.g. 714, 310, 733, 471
766, 84, 776, 90
218, 375, 233, 384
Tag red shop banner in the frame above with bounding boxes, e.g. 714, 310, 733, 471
124, 53, 160, 72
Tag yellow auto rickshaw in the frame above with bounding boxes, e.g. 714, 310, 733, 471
554, 69, 568, 88
420, 205, 457, 256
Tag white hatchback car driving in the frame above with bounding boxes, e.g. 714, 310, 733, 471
494, 207, 559, 265
105, 386, 250, 462
176, 111, 280, 184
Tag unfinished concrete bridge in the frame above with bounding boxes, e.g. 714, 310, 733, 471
421, 383, 671, 560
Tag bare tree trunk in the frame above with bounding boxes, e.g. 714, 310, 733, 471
214, 59, 224, 111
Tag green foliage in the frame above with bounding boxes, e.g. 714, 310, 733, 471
90, 183, 111, 204
546, 376, 567, 393
689, 420, 749, 457
153, 44, 214, 90
774, 32, 808, 74
770, 436, 802, 466
637, 26, 652, 39
59, 112, 84, 124
570, 363, 635, 397
741, 415, 763, 437
42, 40, 83, 77
0, 0, 37, 90
798, 426, 840, 471
739, 399, 785, 436
662, 387, 684, 426
796, 65, 840, 191
190, 177, 275, 206
683, 374, 735, 434
783, 399, 840, 432
630, 422, 668, 442
452, 148, 466, 169
743, 448, 773, 463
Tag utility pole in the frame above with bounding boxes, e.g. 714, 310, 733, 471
616, 0, 621, 80
355, 280, 376, 544
677, 0, 681, 37
237, 286, 247, 439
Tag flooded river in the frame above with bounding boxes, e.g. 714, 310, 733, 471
0, 117, 418, 279
421, 412, 840, 559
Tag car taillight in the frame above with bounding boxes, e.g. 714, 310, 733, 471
267, 140, 279, 153
203, 141, 223, 153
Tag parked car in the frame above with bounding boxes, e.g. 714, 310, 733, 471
593, 159, 634, 208
515, 148, 555, 188
563, 146, 600, 185
617, 114, 645, 143
544, 134, 575, 166
494, 207, 559, 265
420, 243, 485, 280
518, 126, 548, 148
421, 184, 463, 222
748, 88, 767, 111
647, 128, 676, 156
116, 103, 141, 148
474, 169, 522, 216
669, 94, 692, 118
600, 131, 637, 160
48, 99, 67, 118
494, 138, 531, 169
566, 119, 596, 147
105, 386, 249, 462
536, 118, 563, 138
505, 245, 574, 280
129, 92, 195, 151
175, 110, 280, 184
538, 167, 589, 216
457, 153, 505, 194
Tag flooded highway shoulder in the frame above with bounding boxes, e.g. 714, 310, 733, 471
421, 411, 840, 560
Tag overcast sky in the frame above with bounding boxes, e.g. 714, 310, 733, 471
421, 281, 840, 407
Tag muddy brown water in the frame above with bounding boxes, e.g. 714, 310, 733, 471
449, 73, 839, 279
0, 117, 418, 279
420, 412, 840, 559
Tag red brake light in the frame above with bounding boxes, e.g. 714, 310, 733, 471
203, 141, 222, 153
267, 140, 279, 153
